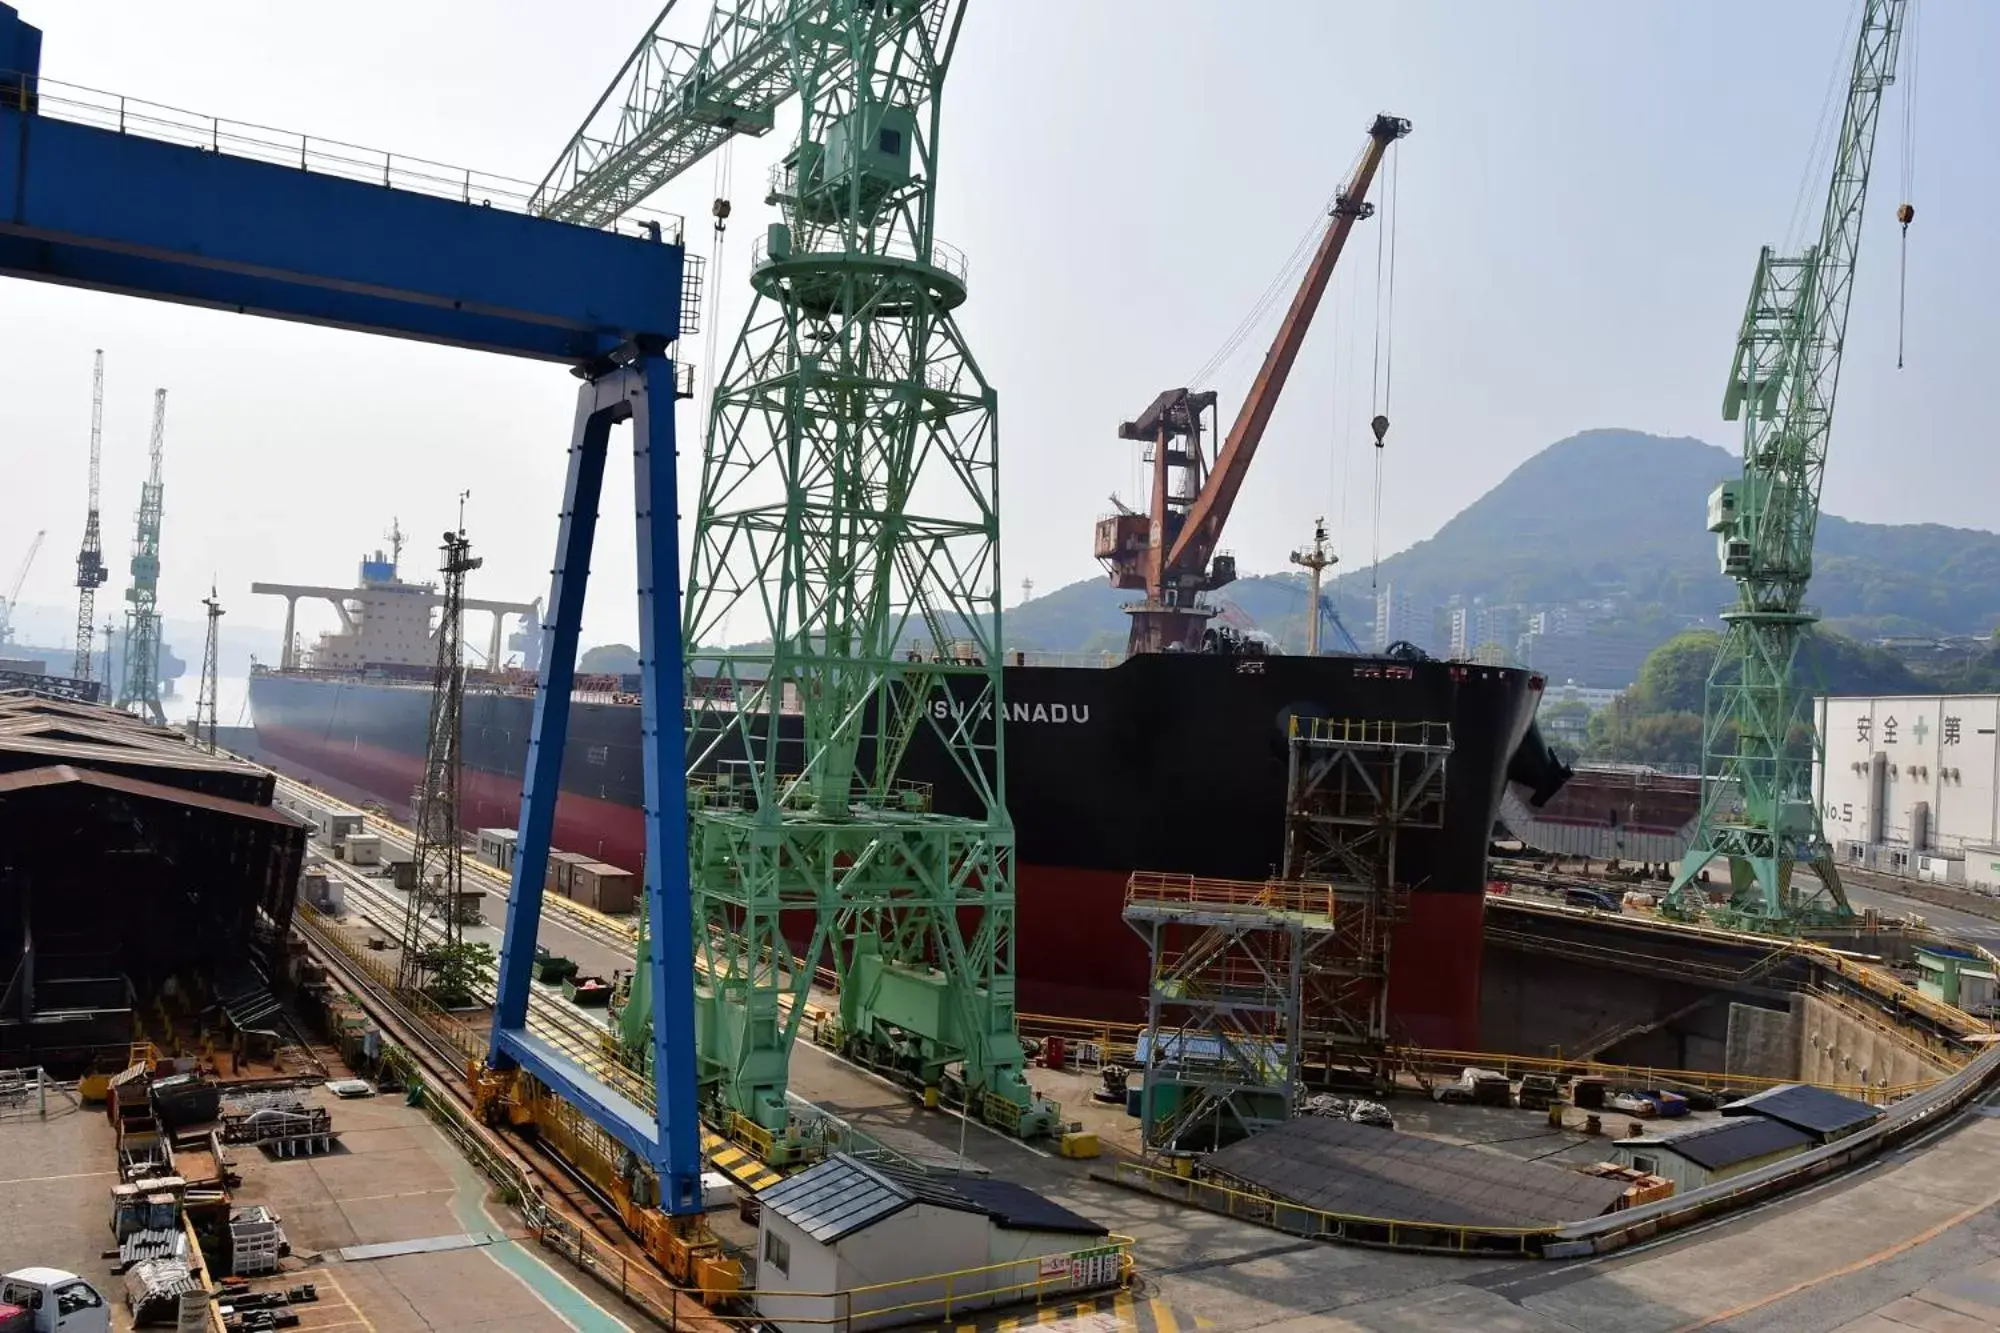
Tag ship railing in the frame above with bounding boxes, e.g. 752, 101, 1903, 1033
1001, 650, 1126, 669
1288, 715, 1454, 753
8, 72, 687, 243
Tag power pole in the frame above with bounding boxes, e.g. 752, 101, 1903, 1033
1289, 518, 1338, 657
72, 351, 108, 680
196, 582, 223, 752
397, 527, 481, 996
117, 389, 167, 724
99, 617, 115, 689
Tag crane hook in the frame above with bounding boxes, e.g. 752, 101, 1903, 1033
1370, 414, 1389, 448
1896, 202, 1915, 369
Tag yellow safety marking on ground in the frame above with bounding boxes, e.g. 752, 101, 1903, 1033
701, 1128, 783, 1190
0, 1170, 116, 1186
316, 1275, 379, 1333
880, 1291, 1178, 1333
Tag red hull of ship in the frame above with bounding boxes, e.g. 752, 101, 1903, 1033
256, 724, 1486, 1047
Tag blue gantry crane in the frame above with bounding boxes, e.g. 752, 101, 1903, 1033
0, 1, 706, 1213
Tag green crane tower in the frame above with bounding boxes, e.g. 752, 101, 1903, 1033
539, 0, 1049, 1145
1666, 0, 1907, 926
118, 388, 167, 725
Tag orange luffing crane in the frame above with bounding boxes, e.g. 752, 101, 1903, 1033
1096, 114, 1408, 656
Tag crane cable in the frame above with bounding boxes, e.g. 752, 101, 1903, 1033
1184, 142, 1371, 391
1368, 143, 1399, 595
1895, 0, 1921, 370
699, 141, 736, 446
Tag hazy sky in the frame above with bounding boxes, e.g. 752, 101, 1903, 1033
2, 0, 1990, 657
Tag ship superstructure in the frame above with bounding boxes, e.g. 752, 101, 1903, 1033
252, 533, 539, 676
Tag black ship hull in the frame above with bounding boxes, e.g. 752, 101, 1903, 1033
251, 653, 1557, 1047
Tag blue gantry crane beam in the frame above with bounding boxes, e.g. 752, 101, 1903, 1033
0, 1, 706, 1211
1666, 0, 1908, 926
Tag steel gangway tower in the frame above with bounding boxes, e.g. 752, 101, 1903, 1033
195, 583, 222, 752
117, 388, 166, 724
71, 350, 107, 683
397, 528, 481, 997
537, 0, 1051, 1148
1667, 0, 1907, 926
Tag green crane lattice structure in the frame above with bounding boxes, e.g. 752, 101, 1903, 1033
1667, 0, 1907, 926
542, 0, 1049, 1142
117, 388, 166, 725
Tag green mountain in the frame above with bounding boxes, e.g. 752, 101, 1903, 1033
1335, 427, 2000, 636
1003, 428, 2000, 661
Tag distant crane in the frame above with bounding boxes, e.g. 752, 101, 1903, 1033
1666, 0, 1908, 925
1096, 115, 1409, 656
195, 582, 223, 753
0, 529, 46, 648
72, 350, 107, 680
117, 389, 167, 724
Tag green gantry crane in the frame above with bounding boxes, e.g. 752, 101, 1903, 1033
1666, 0, 1908, 926
538, 0, 1051, 1148
117, 388, 167, 725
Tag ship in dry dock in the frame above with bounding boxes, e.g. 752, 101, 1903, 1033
247, 537, 1570, 1050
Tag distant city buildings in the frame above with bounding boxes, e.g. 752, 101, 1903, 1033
1371, 584, 1417, 651
1357, 580, 1702, 691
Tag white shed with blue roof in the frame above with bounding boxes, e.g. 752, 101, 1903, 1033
753, 1154, 1117, 1332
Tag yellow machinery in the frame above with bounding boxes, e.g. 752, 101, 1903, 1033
468, 1064, 743, 1304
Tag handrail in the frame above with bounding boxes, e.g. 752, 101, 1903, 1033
1105, 1162, 1548, 1256
1125, 871, 1342, 917
7, 71, 684, 241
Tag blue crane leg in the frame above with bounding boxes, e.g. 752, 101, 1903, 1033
489, 353, 701, 1213
628, 352, 702, 1213
490, 385, 611, 1036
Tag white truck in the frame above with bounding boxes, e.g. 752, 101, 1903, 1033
0, 1269, 111, 1333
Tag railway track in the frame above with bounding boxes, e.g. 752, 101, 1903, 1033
306, 844, 785, 1191
291, 908, 735, 1331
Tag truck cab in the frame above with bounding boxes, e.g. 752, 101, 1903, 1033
0, 1269, 111, 1333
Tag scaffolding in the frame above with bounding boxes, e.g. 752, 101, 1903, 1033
1125, 717, 1451, 1153
1283, 717, 1450, 1077
1125, 874, 1332, 1152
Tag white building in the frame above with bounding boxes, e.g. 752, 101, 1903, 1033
1815, 694, 2000, 887
753, 1155, 1118, 1332
1372, 584, 1417, 652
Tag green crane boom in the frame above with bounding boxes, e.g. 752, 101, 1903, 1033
1667, 0, 1907, 925
553, 0, 1049, 1147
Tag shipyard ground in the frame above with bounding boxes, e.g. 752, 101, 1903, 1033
0, 1085, 641, 1332
785, 1037, 2000, 1332
247, 760, 2000, 1329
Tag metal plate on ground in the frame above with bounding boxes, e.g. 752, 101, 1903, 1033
337, 1232, 495, 1262
1204, 1118, 1627, 1228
